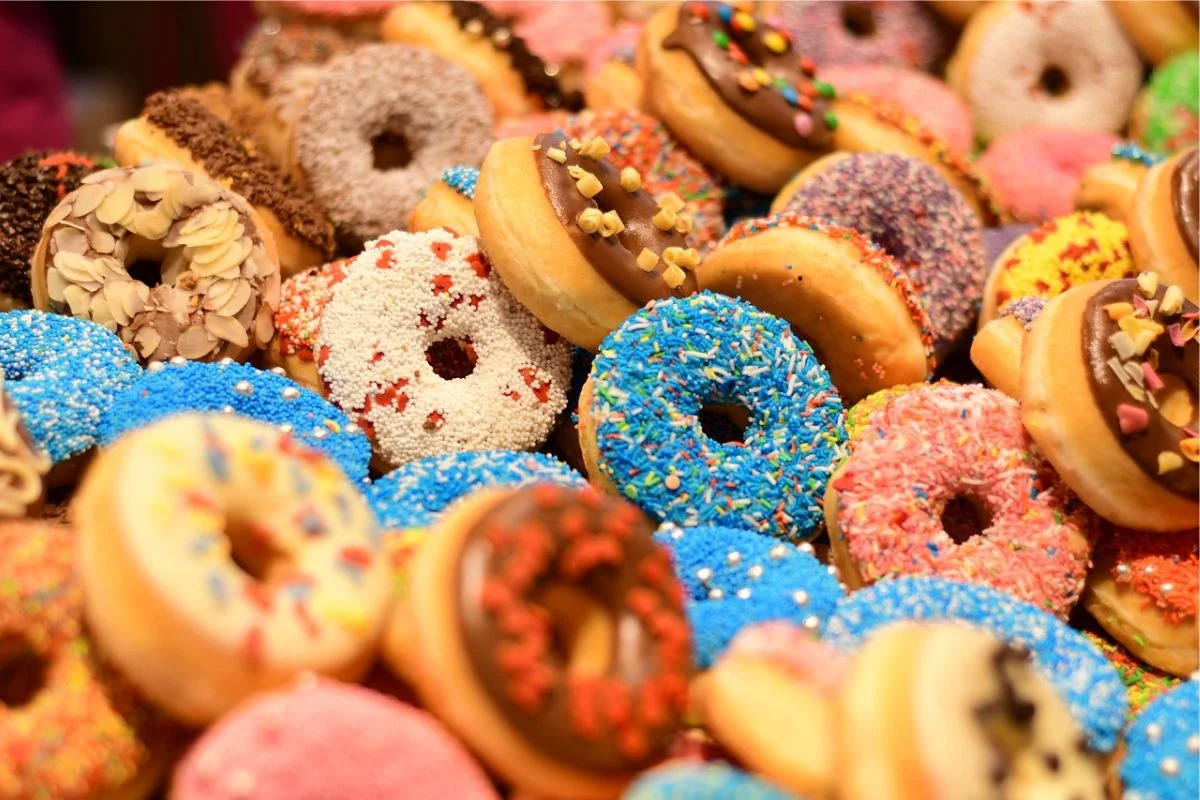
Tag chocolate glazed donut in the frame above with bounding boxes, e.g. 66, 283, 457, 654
1172, 149, 1198, 264
455, 484, 693, 772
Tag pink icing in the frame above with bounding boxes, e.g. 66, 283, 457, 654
484, 0, 613, 66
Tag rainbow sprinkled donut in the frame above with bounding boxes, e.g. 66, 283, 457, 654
1083, 631, 1179, 717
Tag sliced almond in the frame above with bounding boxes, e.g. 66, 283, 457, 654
176, 325, 217, 359
46, 268, 66, 303
254, 302, 274, 345
81, 168, 125, 185
203, 278, 237, 311
180, 205, 218, 237
205, 313, 250, 348
43, 200, 73, 229
90, 293, 114, 326
53, 251, 100, 284
217, 279, 253, 317
104, 282, 133, 326
132, 207, 174, 240
130, 164, 170, 194
88, 228, 117, 254
52, 226, 89, 256
96, 183, 135, 226
62, 284, 92, 317
70, 183, 109, 218
134, 327, 162, 359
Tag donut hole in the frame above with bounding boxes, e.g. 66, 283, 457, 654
940, 494, 994, 544
0, 636, 48, 708
225, 515, 293, 586
537, 583, 614, 677
840, 2, 878, 38
1157, 374, 1197, 428
699, 402, 750, 445
371, 120, 414, 171
425, 337, 477, 380
1037, 66, 1071, 98
125, 235, 168, 289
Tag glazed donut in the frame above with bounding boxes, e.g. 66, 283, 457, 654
0, 150, 102, 310
366, 449, 585, 533
1120, 681, 1199, 800
697, 212, 934, 404
1083, 527, 1198, 677
1131, 51, 1199, 158
970, 295, 1046, 398
1128, 149, 1200, 303
265, 257, 349, 393
475, 134, 701, 350
384, 483, 693, 799
293, 43, 494, 248
626, 762, 798, 800
0, 378, 49, 517
638, 2, 838, 193
381, 1, 584, 120
823, 577, 1129, 753
826, 383, 1094, 619
583, 21, 645, 112
1076, 143, 1164, 225
73, 413, 390, 725
100, 359, 372, 484
771, 1, 952, 71
31, 162, 281, 363
946, 1, 1142, 142
172, 678, 500, 800
114, 90, 335, 277
778, 152, 985, 360
838, 622, 1106, 800
1108, 0, 1200, 66
1083, 631, 1180, 717
578, 293, 846, 541
409, 165, 481, 237
315, 229, 571, 470
0, 521, 174, 800
979, 211, 1136, 325
1021, 274, 1199, 531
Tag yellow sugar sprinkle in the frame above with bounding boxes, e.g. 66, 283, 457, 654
1157, 451, 1184, 474
620, 167, 642, 193
637, 248, 659, 271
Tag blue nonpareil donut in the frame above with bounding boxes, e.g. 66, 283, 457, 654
625, 762, 802, 800
1121, 680, 1199, 800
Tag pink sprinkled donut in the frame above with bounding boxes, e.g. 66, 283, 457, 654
977, 127, 1120, 222
820, 65, 973, 152
173, 677, 500, 800
826, 383, 1095, 619
772, 1, 953, 71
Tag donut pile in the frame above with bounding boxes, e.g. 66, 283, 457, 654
0, 2, 1196, 799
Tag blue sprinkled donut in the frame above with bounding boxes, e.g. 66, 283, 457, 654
580, 292, 846, 541
625, 762, 801, 800
100, 359, 371, 483
822, 576, 1128, 752
440, 165, 478, 200
366, 449, 586, 531
655, 524, 845, 668
0, 310, 141, 465
1121, 680, 1199, 800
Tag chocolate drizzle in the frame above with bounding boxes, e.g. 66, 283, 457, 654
447, 1, 584, 112
533, 133, 698, 305
663, 2, 835, 150
1083, 280, 1199, 497
1171, 149, 1198, 264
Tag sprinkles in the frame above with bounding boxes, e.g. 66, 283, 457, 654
1121, 680, 1199, 800
440, 165, 479, 201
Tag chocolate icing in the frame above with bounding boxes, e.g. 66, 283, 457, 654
533, 133, 698, 305
455, 485, 691, 773
1083, 280, 1198, 497
662, 2, 835, 150
447, 1, 584, 112
1171, 149, 1198, 264
239, 21, 350, 93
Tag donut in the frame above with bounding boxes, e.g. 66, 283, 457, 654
818, 65, 972, 152
31, 162, 282, 363
1020, 274, 1199, 531
1083, 527, 1198, 677
1128, 149, 1200, 303
229, 19, 352, 117
970, 295, 1046, 398
697, 212, 934, 404
826, 383, 1094, 619
924, 0, 985, 26
837, 622, 1106, 800
100, 358, 373, 484
555, 109, 727, 252
383, 483, 692, 799
826, 93, 1005, 225
1108, 0, 1200, 66
172, 677, 500, 800
0, 378, 49, 518
1132, 51, 1200, 158
982, 222, 1036, 266
693, 621, 850, 797
365, 449, 586, 532
381, 1, 585, 120
578, 292, 846, 541
409, 165, 481, 237
483, 0, 614, 85
256, 0, 397, 38
492, 109, 572, 139
822, 576, 1129, 752
979, 211, 1136, 325
0, 150, 102, 310
842, 382, 936, 444
583, 21, 645, 112
314, 229, 571, 470
771, 1, 952, 71
625, 762, 798, 800
73, 413, 390, 725
293, 43, 494, 248
1083, 632, 1180, 717
654, 524, 845, 668
779, 152, 985, 360
0, 310, 141, 471
946, 1, 1142, 143
1076, 142, 1165, 225
114, 90, 335, 277
976, 128, 1120, 223
1120, 680, 1200, 800
265, 257, 349, 393
475, 133, 701, 350
0, 521, 172, 800
638, 2, 838, 193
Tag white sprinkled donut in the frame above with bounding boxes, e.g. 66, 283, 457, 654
316, 229, 570, 469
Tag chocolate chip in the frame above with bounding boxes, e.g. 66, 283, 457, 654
989, 761, 1009, 785
1043, 752, 1061, 772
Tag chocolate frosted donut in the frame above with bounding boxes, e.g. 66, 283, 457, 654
232, 19, 351, 98
1172, 148, 1199, 263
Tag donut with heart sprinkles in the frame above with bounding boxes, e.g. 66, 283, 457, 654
316, 229, 571, 469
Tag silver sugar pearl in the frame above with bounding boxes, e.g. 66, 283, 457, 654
1115, 562, 1132, 577
1160, 582, 1175, 593
769, 544, 788, 560
736, 587, 752, 600
219, 357, 234, 366
169, 356, 186, 366
345, 423, 360, 435
492, 27, 512, 46
261, 16, 282, 35
826, 564, 840, 578
802, 615, 820, 630
233, 380, 254, 396
792, 589, 809, 606
279, 423, 294, 434
281, 387, 301, 400
1160, 756, 1180, 777
269, 366, 287, 376
1143, 565, 1156, 576
221, 405, 235, 414
798, 542, 815, 554
1146, 723, 1163, 743
312, 428, 329, 440
747, 565, 764, 580
147, 361, 165, 373
726, 551, 742, 566
708, 587, 724, 600
544, 62, 560, 77
696, 567, 713, 583
465, 18, 484, 35
1187, 734, 1200, 753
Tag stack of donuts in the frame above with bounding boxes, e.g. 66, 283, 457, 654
0, 1, 1196, 798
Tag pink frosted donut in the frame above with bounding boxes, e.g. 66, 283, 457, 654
827, 383, 1095, 619
493, 110, 571, 140
772, 1, 953, 71
484, 0, 612, 68
584, 20, 643, 80
976, 127, 1119, 222
173, 677, 499, 800
820, 65, 973, 152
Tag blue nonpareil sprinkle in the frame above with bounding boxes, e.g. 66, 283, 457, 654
1120, 680, 1199, 800
626, 762, 796, 800
440, 165, 479, 200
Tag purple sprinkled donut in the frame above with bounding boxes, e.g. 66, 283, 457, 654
772, 1, 953, 72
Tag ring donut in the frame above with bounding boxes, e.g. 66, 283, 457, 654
266, 257, 350, 394
1075, 143, 1164, 226
1128, 148, 1200, 303
408, 165, 481, 237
